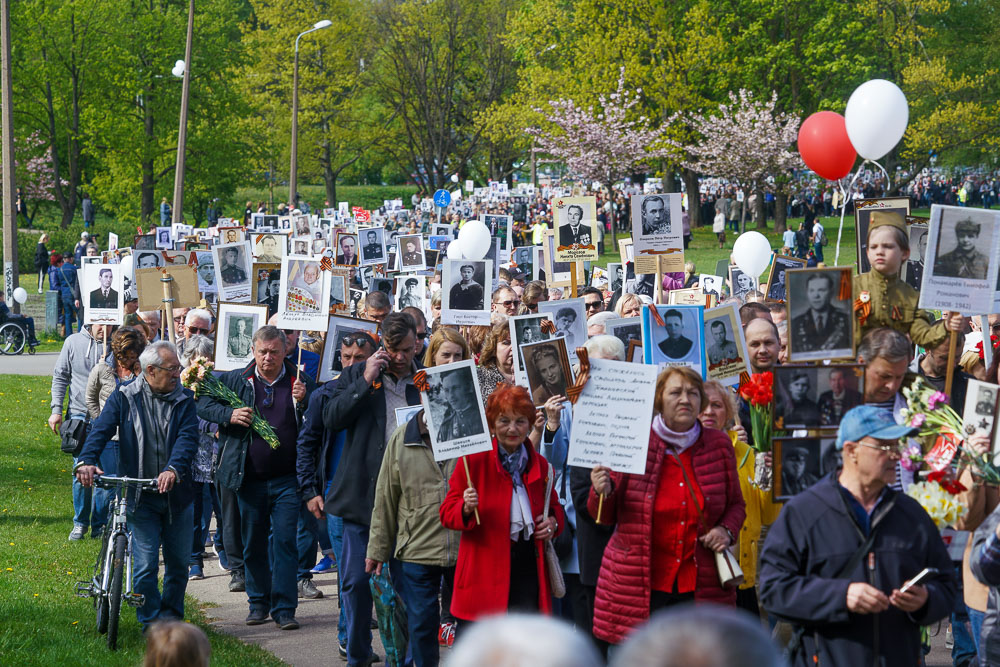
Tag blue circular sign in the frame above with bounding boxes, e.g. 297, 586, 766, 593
433, 189, 451, 208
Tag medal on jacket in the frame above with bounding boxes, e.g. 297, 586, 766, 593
854, 291, 871, 326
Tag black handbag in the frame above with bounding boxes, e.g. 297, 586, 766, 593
59, 418, 88, 457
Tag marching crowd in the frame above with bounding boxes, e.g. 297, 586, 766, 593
42, 190, 1000, 667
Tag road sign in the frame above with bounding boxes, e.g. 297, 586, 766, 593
433, 189, 451, 208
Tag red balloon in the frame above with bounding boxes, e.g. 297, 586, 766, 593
797, 111, 856, 181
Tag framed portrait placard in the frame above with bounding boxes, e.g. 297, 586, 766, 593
83, 263, 124, 325
773, 436, 838, 502
606, 316, 641, 351
329, 273, 349, 314
641, 304, 705, 375
483, 213, 513, 259
540, 230, 583, 288
277, 255, 332, 331
334, 231, 359, 267
765, 254, 806, 302
773, 364, 865, 430
700, 274, 724, 300
962, 379, 998, 446
397, 234, 427, 272
213, 302, 268, 371
359, 227, 387, 266
537, 297, 587, 364
918, 205, 1000, 315
668, 288, 713, 307
212, 240, 253, 302
520, 337, 574, 408
903, 223, 929, 290
729, 264, 755, 302
855, 197, 910, 274
511, 245, 539, 281
509, 313, 553, 383
136, 265, 200, 312
631, 192, 684, 274
703, 303, 748, 386
395, 275, 426, 312
318, 314, 380, 382
441, 258, 492, 326
552, 196, 598, 262
567, 358, 658, 475
626, 340, 643, 363
420, 359, 493, 461
785, 267, 854, 363
253, 263, 281, 317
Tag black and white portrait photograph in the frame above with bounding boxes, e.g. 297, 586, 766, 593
212, 241, 253, 302
773, 437, 826, 501
509, 313, 552, 380
359, 227, 387, 266
786, 267, 854, 362
904, 224, 928, 289
252, 233, 285, 264
631, 193, 683, 266
441, 258, 492, 326
219, 227, 244, 245
483, 214, 512, 254
553, 196, 599, 262
607, 263, 624, 293
520, 338, 573, 408
370, 277, 394, 298
214, 302, 267, 371
397, 234, 426, 271
700, 274, 724, 299
329, 274, 347, 312
605, 316, 641, 350
277, 255, 331, 331
512, 245, 537, 281
641, 304, 704, 373
789, 364, 866, 429
919, 205, 1000, 314
277, 216, 292, 231
432, 224, 455, 239
537, 297, 587, 362
729, 265, 755, 301
254, 264, 281, 316
395, 276, 425, 311
155, 226, 172, 250
349, 288, 365, 318
855, 198, 910, 274
420, 360, 493, 460
292, 237, 311, 256
293, 214, 311, 237
626, 273, 656, 299
703, 304, 747, 385
335, 232, 359, 267
765, 254, 806, 302
319, 315, 380, 382
962, 379, 998, 441
196, 251, 216, 294
133, 233, 156, 250
83, 263, 123, 325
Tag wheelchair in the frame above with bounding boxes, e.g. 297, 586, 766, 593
0, 312, 37, 355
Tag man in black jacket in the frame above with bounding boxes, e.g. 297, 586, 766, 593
323, 312, 420, 666
197, 326, 316, 631
759, 405, 956, 666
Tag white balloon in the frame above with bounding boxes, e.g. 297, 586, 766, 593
12, 287, 27, 304
446, 239, 465, 259
457, 220, 491, 260
732, 232, 772, 280
844, 79, 909, 160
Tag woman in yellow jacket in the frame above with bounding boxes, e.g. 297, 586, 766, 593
700, 379, 782, 616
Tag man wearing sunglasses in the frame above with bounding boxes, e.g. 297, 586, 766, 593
198, 326, 318, 631
75, 341, 200, 631
760, 404, 956, 667
491, 286, 520, 318
176, 308, 213, 358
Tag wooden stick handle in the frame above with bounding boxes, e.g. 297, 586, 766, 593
945, 329, 957, 397
296, 337, 303, 381
595, 493, 605, 525
462, 456, 480, 525
569, 262, 578, 299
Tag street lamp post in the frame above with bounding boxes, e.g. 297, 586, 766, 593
171, 0, 194, 225
289, 19, 332, 210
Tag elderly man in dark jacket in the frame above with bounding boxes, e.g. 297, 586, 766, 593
197, 326, 316, 631
760, 405, 956, 666
74, 341, 199, 630
323, 312, 420, 667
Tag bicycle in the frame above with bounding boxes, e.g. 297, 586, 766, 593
75, 475, 159, 650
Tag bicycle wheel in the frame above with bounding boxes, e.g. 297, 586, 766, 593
106, 534, 127, 650
95, 532, 111, 634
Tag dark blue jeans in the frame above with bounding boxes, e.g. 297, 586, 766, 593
400, 562, 455, 667
326, 512, 347, 644
296, 502, 331, 580
237, 474, 300, 621
341, 519, 375, 665
128, 492, 193, 628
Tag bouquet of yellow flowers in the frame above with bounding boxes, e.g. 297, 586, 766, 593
181, 357, 281, 449
906, 473, 968, 529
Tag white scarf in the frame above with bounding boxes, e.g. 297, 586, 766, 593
651, 415, 701, 452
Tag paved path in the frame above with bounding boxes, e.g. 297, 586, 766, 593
0, 351, 58, 376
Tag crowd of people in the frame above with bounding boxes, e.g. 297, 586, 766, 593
40, 185, 1000, 667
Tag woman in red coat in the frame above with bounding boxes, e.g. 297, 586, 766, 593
588, 366, 746, 645
439, 384, 565, 628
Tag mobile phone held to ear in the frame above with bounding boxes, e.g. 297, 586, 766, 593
900, 567, 939, 594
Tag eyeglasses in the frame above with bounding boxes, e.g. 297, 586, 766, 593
524, 302, 538, 312
262, 385, 274, 408
416, 331, 428, 341
187, 326, 210, 335
858, 440, 903, 455
341, 333, 374, 348
584, 300, 603, 310
153, 364, 182, 374
496, 299, 520, 308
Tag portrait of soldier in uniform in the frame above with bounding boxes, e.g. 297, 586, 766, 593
934, 217, 989, 280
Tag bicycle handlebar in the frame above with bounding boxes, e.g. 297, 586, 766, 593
93, 474, 160, 491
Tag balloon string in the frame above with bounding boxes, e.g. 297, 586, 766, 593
833, 158, 893, 266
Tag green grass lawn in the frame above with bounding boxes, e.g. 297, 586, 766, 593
0, 374, 284, 666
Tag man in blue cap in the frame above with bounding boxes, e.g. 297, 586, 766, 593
759, 405, 957, 667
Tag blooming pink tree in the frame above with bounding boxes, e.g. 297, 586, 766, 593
673, 90, 802, 233
527, 69, 671, 239
0, 131, 62, 223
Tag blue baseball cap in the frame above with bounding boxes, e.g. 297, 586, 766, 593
836, 405, 917, 450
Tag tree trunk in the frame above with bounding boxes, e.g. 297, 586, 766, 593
140, 88, 155, 222
322, 137, 336, 206
682, 168, 701, 227
774, 192, 788, 233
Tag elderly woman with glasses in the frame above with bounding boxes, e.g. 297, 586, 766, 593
440, 384, 565, 632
